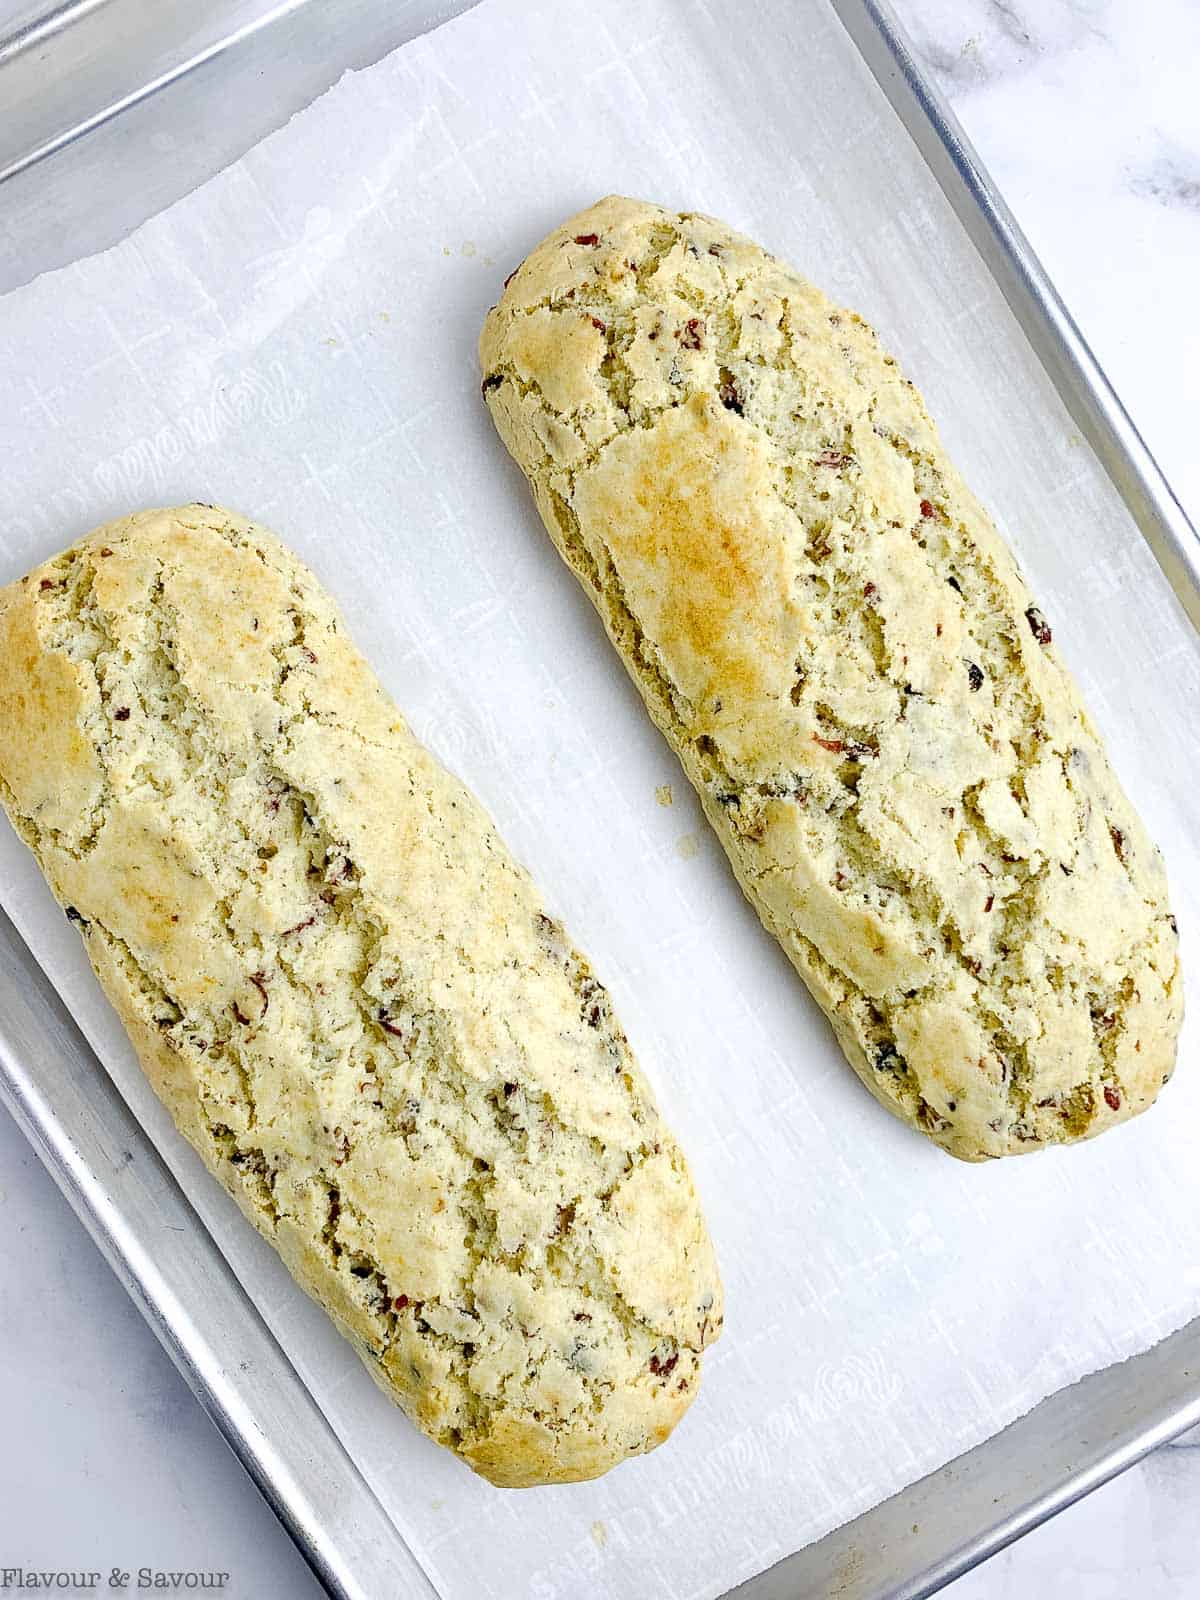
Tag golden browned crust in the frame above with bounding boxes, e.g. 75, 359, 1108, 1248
0, 504, 721, 1485
481, 195, 1182, 1161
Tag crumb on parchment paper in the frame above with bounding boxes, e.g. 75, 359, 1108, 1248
656, 783, 673, 807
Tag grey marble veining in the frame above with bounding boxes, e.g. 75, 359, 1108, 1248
902, 0, 1112, 90
897, 0, 1200, 534
1130, 151, 1200, 214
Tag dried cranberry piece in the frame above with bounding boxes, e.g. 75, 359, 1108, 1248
811, 733, 874, 760
1025, 606, 1053, 646
718, 373, 743, 413
573, 233, 600, 247
1104, 1086, 1121, 1112
680, 317, 704, 350
234, 974, 270, 1023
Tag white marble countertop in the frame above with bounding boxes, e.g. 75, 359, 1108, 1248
0, 0, 1197, 1596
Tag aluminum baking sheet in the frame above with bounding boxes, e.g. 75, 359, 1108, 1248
1, 1, 1198, 1597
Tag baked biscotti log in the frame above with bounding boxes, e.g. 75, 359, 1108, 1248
480, 195, 1182, 1162
0, 505, 721, 1486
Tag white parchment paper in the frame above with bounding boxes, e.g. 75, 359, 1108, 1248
1, 1, 1198, 1595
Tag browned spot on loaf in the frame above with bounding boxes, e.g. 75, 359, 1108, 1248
571, 395, 801, 753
